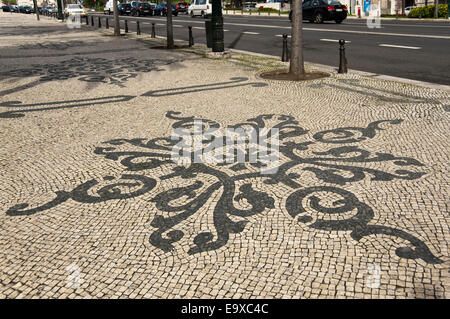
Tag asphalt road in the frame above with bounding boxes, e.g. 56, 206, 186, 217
89, 13, 450, 85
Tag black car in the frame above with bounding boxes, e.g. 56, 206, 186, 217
153, 3, 178, 16
175, 1, 189, 13
118, 3, 132, 15
19, 6, 34, 14
2, 5, 12, 12
131, 2, 153, 16
289, 0, 347, 24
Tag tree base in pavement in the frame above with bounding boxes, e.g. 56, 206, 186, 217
259, 69, 329, 81
150, 45, 191, 50
206, 51, 231, 59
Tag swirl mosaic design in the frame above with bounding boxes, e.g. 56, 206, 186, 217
5, 111, 443, 264
0, 57, 182, 87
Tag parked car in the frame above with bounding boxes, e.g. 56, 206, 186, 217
64, 4, 87, 17
2, 5, 11, 12
47, 7, 57, 14
153, 3, 178, 16
131, 2, 153, 16
242, 2, 258, 12
289, 0, 347, 24
405, 6, 417, 16
117, 3, 132, 15
176, 1, 189, 14
10, 5, 19, 12
188, 0, 213, 18
19, 6, 33, 14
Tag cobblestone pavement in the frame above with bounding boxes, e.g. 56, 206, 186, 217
0, 12, 449, 299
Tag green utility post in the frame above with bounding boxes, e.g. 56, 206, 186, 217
211, 0, 224, 52
448, 0, 450, 19
57, 0, 63, 20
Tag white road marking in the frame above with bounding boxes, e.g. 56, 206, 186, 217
275, 34, 290, 37
193, 26, 204, 29
243, 31, 260, 35
90, 14, 450, 39
379, 44, 421, 49
320, 38, 352, 43
173, 25, 183, 28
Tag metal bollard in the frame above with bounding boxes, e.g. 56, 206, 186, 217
106, 18, 109, 29
151, 22, 155, 38
125, 20, 128, 33
98, 17, 101, 28
188, 26, 194, 47
136, 21, 141, 35
91, 15, 94, 26
338, 39, 348, 74
281, 33, 289, 62
86, 15, 89, 25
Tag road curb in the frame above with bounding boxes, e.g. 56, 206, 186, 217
228, 48, 450, 92
222, 12, 450, 22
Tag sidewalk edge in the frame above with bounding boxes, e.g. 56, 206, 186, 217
228, 48, 450, 92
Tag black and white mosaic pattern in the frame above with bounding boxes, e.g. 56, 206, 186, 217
5, 111, 443, 264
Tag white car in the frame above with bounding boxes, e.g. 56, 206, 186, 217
405, 6, 417, 16
64, 4, 87, 17
188, 0, 213, 18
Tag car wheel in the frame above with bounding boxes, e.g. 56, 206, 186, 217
314, 12, 323, 24
335, 19, 342, 24
190, 11, 194, 18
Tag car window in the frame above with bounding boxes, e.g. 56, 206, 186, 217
321, 0, 341, 5
303, 1, 311, 7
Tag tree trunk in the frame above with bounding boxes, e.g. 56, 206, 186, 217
33, 0, 40, 20
167, 0, 175, 49
289, 0, 305, 78
113, 0, 120, 36
435, 0, 439, 18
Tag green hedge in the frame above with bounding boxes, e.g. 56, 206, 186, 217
408, 4, 448, 18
